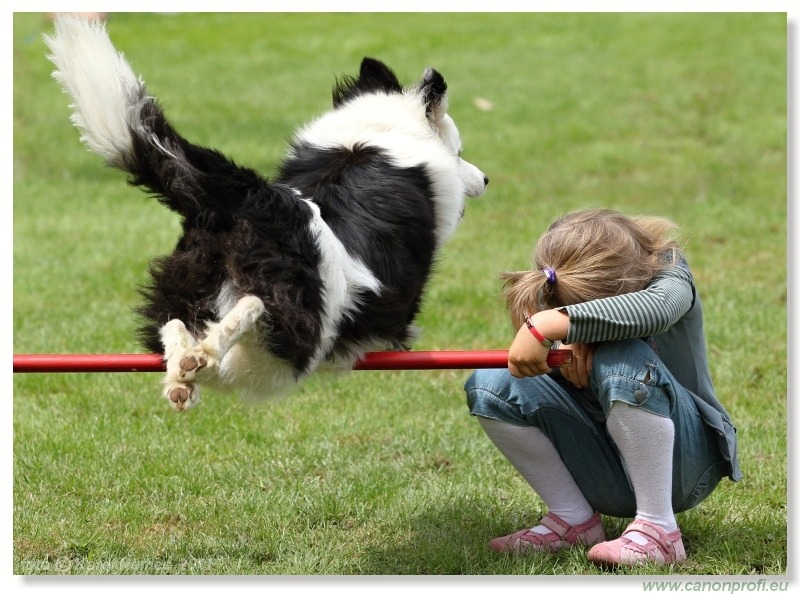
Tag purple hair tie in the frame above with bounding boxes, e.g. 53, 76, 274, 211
542, 267, 557, 285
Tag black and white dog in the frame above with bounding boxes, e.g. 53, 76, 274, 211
45, 16, 488, 411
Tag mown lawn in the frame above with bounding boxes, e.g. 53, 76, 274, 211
13, 12, 787, 579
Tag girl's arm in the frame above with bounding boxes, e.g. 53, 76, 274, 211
562, 262, 694, 344
507, 263, 695, 379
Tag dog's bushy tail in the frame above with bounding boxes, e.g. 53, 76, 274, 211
44, 15, 264, 220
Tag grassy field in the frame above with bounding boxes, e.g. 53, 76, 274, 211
13, 12, 787, 579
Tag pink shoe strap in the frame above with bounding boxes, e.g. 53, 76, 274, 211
626, 519, 682, 554
540, 511, 600, 544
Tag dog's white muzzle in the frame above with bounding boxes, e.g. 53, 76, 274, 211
461, 158, 488, 198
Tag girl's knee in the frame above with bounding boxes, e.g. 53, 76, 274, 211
590, 339, 672, 418
590, 339, 658, 387
464, 369, 520, 419
464, 369, 509, 403
465, 367, 496, 395
592, 338, 655, 369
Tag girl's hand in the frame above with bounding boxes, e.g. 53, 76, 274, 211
507, 323, 552, 378
559, 342, 595, 389
507, 309, 570, 379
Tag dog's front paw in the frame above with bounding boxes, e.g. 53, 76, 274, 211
179, 354, 207, 375
177, 346, 217, 383
164, 381, 200, 411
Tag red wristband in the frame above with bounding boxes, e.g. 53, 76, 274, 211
525, 317, 555, 348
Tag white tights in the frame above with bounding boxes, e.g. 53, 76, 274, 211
479, 401, 678, 540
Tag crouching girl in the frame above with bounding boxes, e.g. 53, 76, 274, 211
465, 208, 740, 567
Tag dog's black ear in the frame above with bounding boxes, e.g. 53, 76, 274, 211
332, 57, 403, 107
419, 67, 448, 119
358, 57, 403, 92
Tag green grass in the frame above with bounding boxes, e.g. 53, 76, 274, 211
13, 12, 787, 578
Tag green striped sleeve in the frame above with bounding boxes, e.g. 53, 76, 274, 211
563, 264, 695, 345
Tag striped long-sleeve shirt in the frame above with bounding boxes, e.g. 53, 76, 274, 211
563, 257, 741, 481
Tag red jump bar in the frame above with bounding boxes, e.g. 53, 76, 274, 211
13, 349, 572, 373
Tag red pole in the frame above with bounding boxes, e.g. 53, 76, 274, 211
12, 350, 571, 373
13, 353, 166, 373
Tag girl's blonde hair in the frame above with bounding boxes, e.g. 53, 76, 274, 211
501, 208, 683, 328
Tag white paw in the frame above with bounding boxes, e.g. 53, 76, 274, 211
177, 345, 217, 383
163, 381, 200, 411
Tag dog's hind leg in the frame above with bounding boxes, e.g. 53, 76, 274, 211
160, 319, 202, 411
177, 295, 266, 388
159, 296, 264, 411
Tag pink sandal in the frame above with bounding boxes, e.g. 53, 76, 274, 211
489, 511, 605, 554
587, 519, 686, 567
